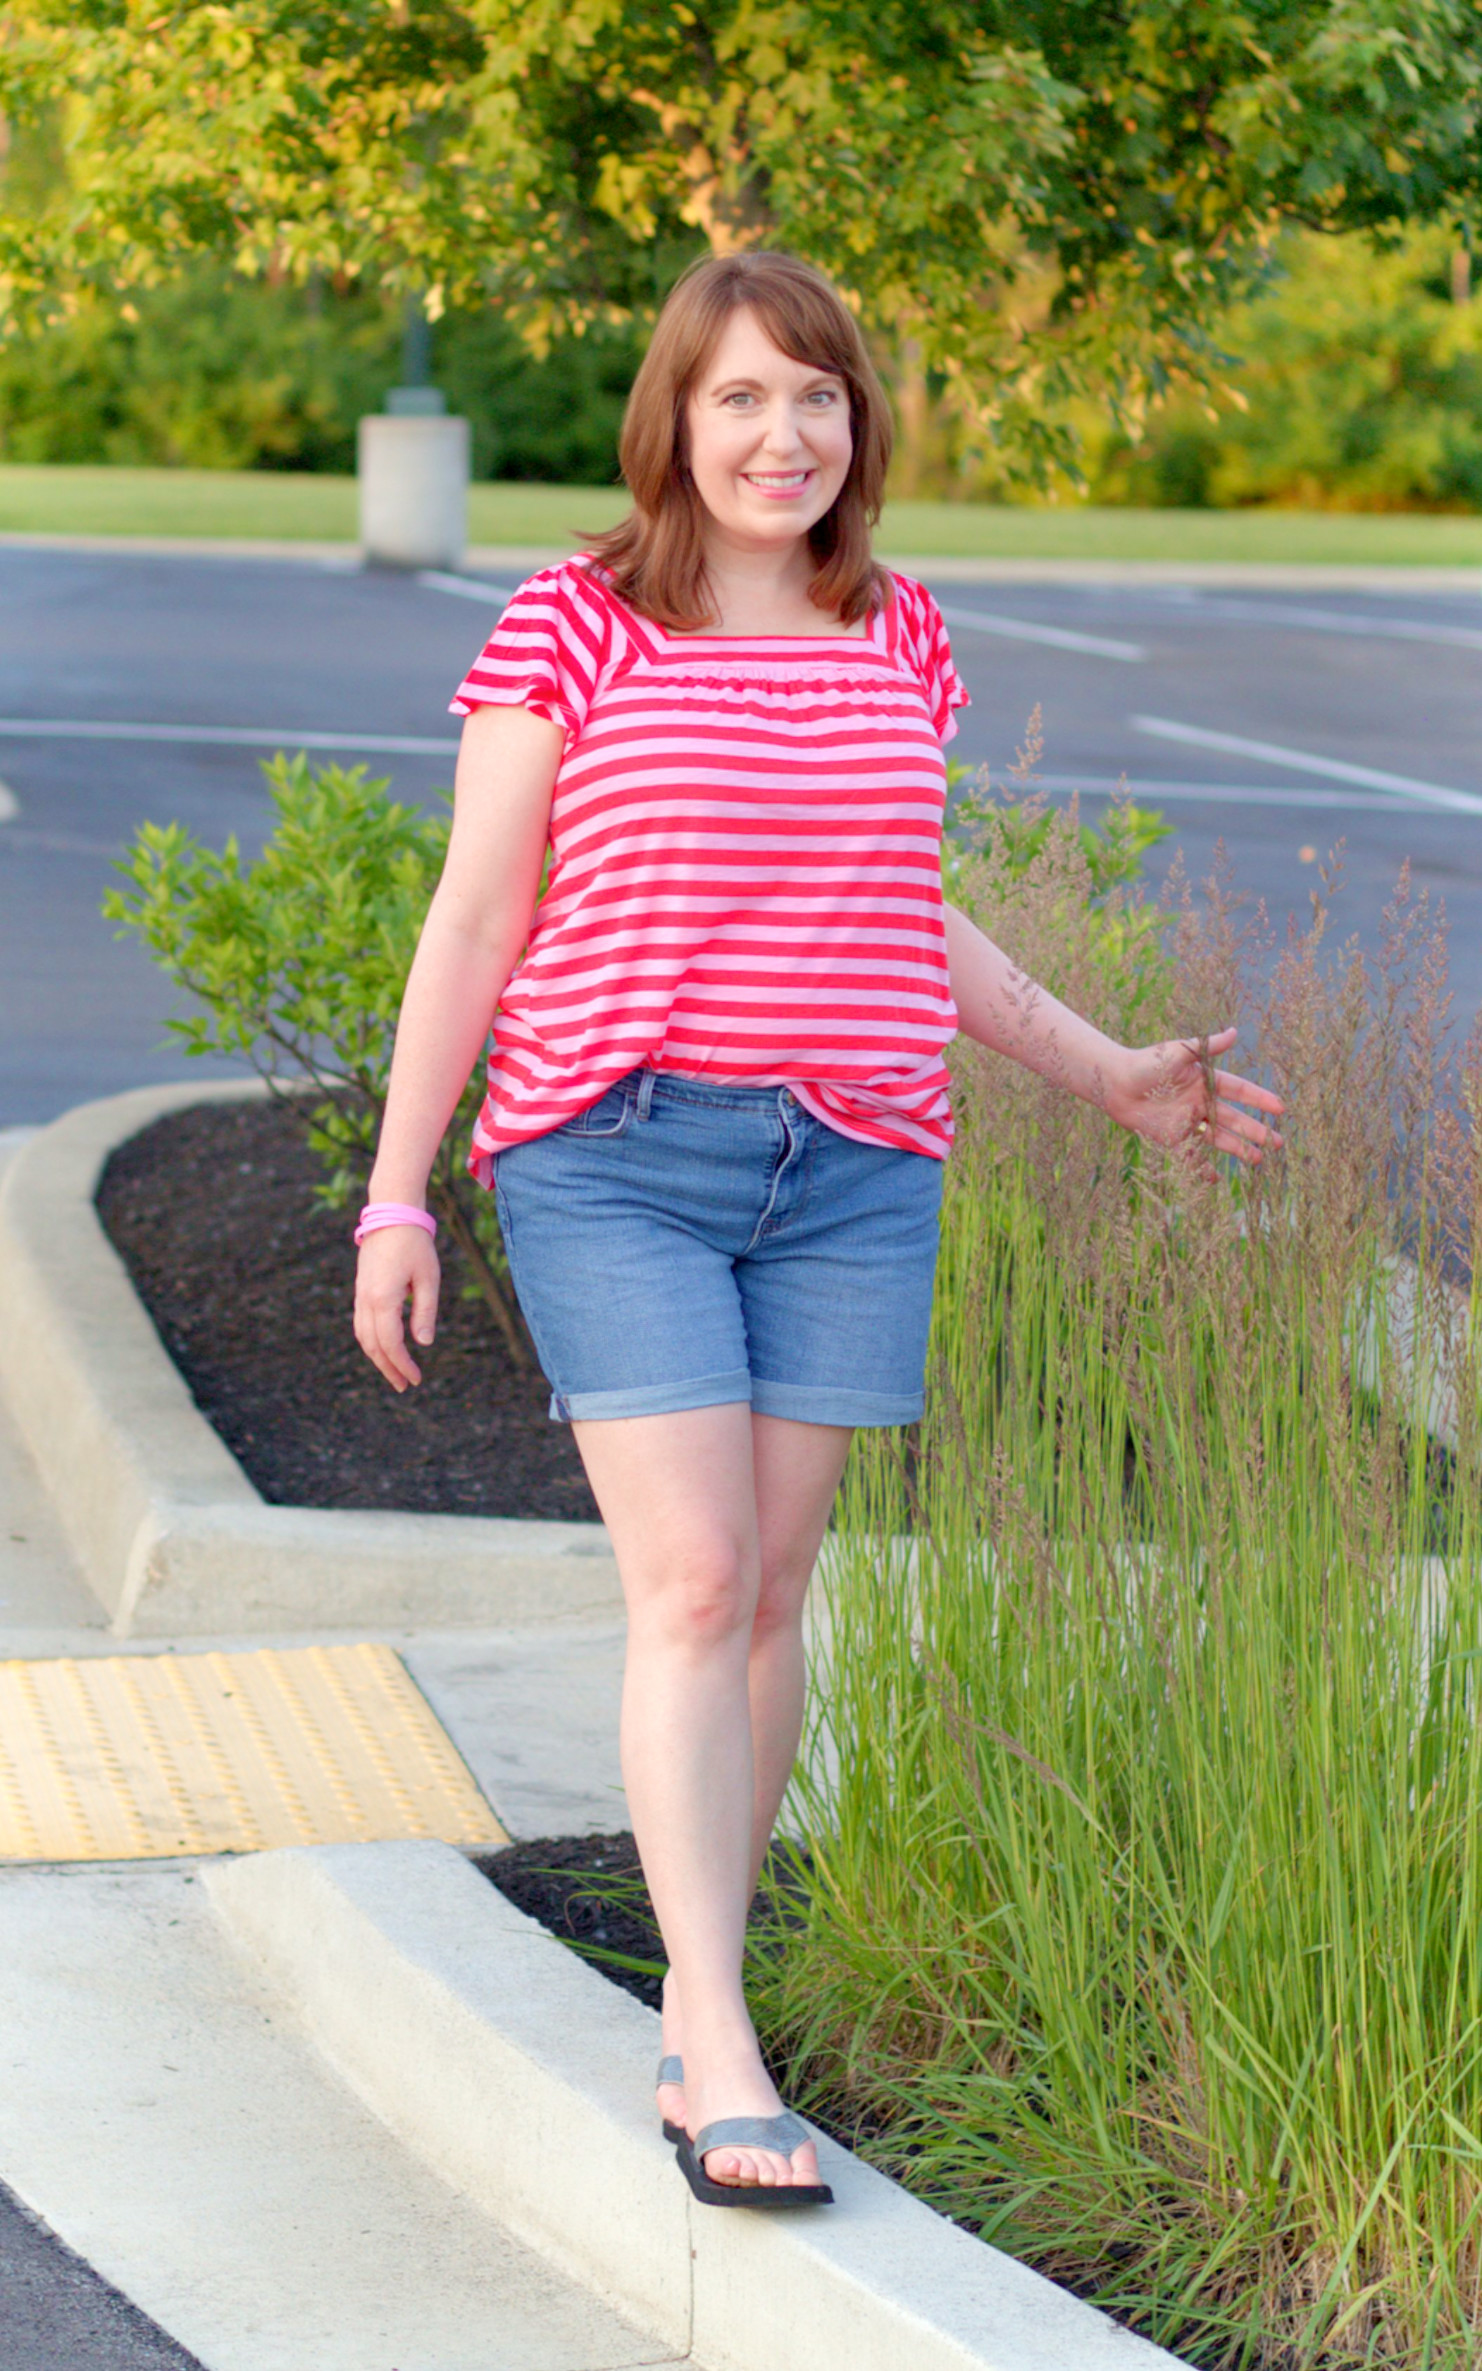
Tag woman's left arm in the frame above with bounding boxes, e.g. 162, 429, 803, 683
944, 901, 1283, 1164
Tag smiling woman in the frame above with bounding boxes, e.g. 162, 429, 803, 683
351, 248, 1282, 2218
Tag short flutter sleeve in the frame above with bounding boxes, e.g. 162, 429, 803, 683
891, 574, 970, 744
448, 562, 611, 740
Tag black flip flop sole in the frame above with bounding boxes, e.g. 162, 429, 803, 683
661, 2117, 685, 2145
675, 2132, 833, 2208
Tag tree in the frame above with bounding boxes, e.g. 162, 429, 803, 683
3, 1, 1479, 473
1088, 224, 1482, 512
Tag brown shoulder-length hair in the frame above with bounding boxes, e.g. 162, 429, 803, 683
584, 251, 893, 632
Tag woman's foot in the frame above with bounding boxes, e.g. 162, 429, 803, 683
656, 1971, 686, 2135
685, 2033, 822, 2189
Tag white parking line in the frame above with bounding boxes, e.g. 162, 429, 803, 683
935, 604, 1146, 662
0, 826, 120, 858
1156, 592, 1482, 653
1131, 717, 1482, 815
419, 571, 519, 604
1013, 773, 1424, 813
0, 719, 459, 755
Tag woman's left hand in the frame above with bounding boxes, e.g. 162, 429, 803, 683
1107, 1025, 1284, 1164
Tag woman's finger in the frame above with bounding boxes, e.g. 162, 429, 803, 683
408, 1261, 441, 1349
1212, 1066, 1286, 1116
1212, 1121, 1271, 1165
1212, 1099, 1283, 1150
373, 1304, 421, 1391
355, 1296, 409, 1391
355, 1282, 419, 1390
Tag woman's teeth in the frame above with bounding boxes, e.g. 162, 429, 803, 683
745, 471, 811, 489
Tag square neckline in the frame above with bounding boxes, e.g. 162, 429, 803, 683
577, 563, 899, 659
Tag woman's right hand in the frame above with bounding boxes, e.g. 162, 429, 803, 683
354, 1227, 442, 1391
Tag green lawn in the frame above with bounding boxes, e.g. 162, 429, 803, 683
2, 461, 1481, 565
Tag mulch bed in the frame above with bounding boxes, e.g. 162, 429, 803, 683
96, 1096, 599, 1520
477, 1830, 665, 2010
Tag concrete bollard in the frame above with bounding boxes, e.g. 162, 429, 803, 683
357, 412, 471, 571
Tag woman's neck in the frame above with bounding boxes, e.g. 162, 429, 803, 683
696, 531, 856, 637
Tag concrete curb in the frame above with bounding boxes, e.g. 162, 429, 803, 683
882, 556, 1482, 590
0, 1082, 623, 1636
206, 1838, 1189, 2371
0, 531, 362, 565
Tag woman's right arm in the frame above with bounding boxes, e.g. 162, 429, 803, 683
354, 700, 564, 1391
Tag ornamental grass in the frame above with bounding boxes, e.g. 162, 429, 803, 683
752, 786, 1482, 2369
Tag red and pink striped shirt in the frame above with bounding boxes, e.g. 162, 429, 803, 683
449, 560, 968, 1176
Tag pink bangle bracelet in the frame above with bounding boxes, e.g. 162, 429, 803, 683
354, 1202, 437, 1247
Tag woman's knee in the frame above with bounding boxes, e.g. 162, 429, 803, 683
629, 1536, 758, 1651
750, 1554, 812, 1646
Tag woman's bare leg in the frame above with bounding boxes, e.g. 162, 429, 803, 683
746, 1411, 853, 1880
571, 1404, 850, 2189
654, 1412, 851, 2137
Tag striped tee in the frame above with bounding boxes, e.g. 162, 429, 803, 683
449, 560, 969, 1177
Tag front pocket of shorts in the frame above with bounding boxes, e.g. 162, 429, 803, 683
561, 1087, 633, 1138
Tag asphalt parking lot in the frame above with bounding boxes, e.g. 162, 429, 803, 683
1, 543, 1478, 1126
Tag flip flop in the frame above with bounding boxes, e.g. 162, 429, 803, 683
656, 2054, 686, 2145
675, 2111, 834, 2208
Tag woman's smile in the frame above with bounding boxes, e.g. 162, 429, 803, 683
740, 466, 817, 499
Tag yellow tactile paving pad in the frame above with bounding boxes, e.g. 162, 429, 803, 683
0, 1643, 507, 1861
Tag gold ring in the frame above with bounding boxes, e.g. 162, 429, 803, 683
1196, 1119, 1210, 1136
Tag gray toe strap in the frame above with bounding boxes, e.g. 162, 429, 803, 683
695, 2112, 809, 2162
656, 2055, 685, 2086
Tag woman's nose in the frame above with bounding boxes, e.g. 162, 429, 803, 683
759, 404, 807, 452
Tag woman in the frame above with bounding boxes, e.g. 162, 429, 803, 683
353, 250, 1282, 2208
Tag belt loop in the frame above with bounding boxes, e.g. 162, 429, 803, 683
637, 1068, 656, 1120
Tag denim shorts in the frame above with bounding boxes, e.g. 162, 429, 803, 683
491, 1070, 944, 1426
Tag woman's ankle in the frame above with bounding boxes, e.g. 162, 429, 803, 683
660, 1970, 683, 2046
678, 2010, 768, 2077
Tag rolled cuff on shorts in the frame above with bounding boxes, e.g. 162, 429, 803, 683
550, 1368, 753, 1423
550, 1370, 923, 1427
750, 1377, 924, 1428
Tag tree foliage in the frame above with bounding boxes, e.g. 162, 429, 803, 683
0, 264, 642, 476
5, 2, 1480, 472
1091, 224, 1482, 512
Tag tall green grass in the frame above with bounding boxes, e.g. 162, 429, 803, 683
753, 813, 1482, 2366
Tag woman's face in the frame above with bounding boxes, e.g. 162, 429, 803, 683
684, 307, 853, 551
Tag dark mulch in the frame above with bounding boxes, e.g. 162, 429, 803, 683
95, 1096, 599, 1520
476, 1831, 809, 2017
476, 1830, 666, 2010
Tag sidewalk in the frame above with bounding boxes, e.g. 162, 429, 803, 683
0, 1401, 644, 2371
0, 1861, 673, 2371
0, 1131, 648, 2370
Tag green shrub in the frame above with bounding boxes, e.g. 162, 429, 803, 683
102, 754, 529, 1363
